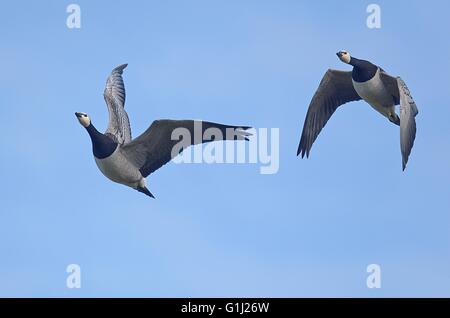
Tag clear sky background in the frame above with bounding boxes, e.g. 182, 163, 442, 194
1, 0, 449, 297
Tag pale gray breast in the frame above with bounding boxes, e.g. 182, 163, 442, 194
94, 147, 142, 187
352, 69, 394, 110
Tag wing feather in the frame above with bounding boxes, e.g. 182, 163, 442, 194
122, 120, 251, 177
104, 64, 132, 144
380, 72, 419, 170
398, 78, 418, 170
297, 69, 362, 158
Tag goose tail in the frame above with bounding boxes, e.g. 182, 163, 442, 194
137, 186, 155, 199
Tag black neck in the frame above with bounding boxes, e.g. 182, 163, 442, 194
85, 123, 117, 159
349, 57, 378, 83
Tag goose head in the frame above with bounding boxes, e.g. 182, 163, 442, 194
336, 50, 351, 64
75, 112, 91, 128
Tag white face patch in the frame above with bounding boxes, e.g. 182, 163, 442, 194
338, 51, 351, 64
77, 114, 91, 127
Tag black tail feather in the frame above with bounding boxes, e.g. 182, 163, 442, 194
137, 186, 155, 199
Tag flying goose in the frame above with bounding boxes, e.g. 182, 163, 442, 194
76, 64, 251, 198
297, 51, 418, 170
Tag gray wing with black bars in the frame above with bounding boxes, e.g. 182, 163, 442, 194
297, 69, 362, 158
104, 64, 132, 144
122, 120, 251, 177
380, 72, 419, 170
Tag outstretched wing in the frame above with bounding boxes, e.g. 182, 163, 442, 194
380, 72, 419, 170
297, 69, 361, 158
122, 120, 252, 177
379, 71, 400, 105
104, 64, 132, 144
398, 78, 419, 170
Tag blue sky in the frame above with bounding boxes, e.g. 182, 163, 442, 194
1, 0, 450, 297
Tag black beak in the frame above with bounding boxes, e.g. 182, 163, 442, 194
336, 52, 343, 58
75, 112, 82, 118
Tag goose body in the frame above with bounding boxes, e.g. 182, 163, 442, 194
352, 68, 398, 121
94, 147, 144, 189
297, 51, 418, 170
76, 64, 251, 198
